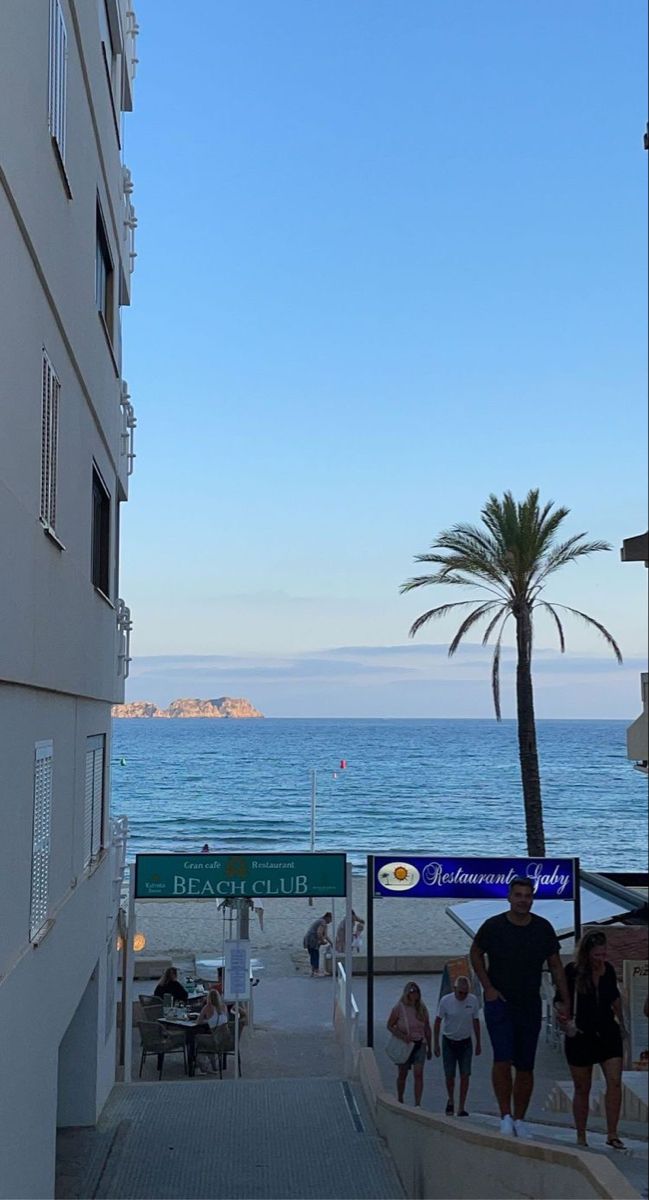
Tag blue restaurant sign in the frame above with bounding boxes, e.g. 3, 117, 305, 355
135, 852, 347, 900
373, 855, 576, 900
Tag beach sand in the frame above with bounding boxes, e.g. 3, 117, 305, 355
134, 876, 472, 965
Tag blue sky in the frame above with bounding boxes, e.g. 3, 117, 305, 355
121, 1, 647, 716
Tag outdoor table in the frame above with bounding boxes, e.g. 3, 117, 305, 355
195, 956, 264, 981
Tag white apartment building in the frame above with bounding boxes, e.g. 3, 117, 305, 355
0, 3, 138, 1196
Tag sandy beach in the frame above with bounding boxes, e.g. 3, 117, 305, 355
134, 875, 472, 964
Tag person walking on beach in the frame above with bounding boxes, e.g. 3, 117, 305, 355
558, 930, 628, 1150
335, 910, 365, 953
434, 975, 481, 1116
470, 877, 569, 1139
303, 912, 332, 976
387, 981, 433, 1106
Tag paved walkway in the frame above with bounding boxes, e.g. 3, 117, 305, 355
57, 954, 646, 1198
57, 1079, 404, 1199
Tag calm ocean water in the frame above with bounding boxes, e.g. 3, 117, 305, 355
110, 718, 647, 872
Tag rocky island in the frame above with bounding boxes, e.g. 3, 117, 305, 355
111, 697, 263, 719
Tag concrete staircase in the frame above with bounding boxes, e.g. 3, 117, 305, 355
545, 1070, 648, 1124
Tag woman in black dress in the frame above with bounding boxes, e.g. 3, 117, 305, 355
559, 930, 628, 1150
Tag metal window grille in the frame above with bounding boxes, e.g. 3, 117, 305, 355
30, 742, 53, 940
40, 351, 60, 529
84, 734, 105, 866
48, 0, 67, 161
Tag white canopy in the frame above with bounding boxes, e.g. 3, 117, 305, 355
446, 871, 644, 941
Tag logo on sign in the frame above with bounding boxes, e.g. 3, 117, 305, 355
377, 861, 421, 891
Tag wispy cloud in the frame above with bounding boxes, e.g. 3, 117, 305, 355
125, 643, 646, 718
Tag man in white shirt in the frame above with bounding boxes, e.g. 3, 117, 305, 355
434, 976, 481, 1116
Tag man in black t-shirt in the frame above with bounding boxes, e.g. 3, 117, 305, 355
470, 877, 569, 1139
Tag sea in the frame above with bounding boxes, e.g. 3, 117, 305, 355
110, 718, 647, 873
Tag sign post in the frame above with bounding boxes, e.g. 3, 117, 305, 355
572, 857, 581, 943
224, 939, 251, 1080
366, 855, 375, 1047
367, 853, 577, 1048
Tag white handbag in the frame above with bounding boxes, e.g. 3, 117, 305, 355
385, 1003, 412, 1064
386, 1034, 412, 1064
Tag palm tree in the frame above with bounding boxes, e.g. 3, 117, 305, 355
400, 490, 622, 856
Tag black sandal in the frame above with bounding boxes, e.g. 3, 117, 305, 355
445, 1101, 454, 1115
458, 1110, 469, 1117
606, 1137, 627, 1152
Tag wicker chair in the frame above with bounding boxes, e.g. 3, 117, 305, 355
195, 1021, 243, 1078
137, 1020, 187, 1079
138, 994, 164, 1019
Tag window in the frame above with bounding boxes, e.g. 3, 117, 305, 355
95, 205, 114, 333
48, 0, 68, 162
30, 741, 53, 941
40, 352, 60, 530
91, 465, 110, 596
84, 734, 105, 866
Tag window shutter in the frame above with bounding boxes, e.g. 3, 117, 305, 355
91, 741, 104, 856
48, 0, 67, 160
84, 734, 106, 867
83, 748, 94, 866
40, 352, 60, 529
30, 741, 53, 940
40, 356, 50, 523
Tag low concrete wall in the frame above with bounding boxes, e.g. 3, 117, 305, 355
325, 954, 452, 975
357, 1049, 639, 1200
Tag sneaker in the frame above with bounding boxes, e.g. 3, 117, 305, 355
514, 1119, 533, 1140
500, 1115, 516, 1137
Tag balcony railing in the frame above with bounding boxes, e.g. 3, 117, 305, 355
122, 167, 138, 274
116, 600, 133, 679
120, 381, 136, 476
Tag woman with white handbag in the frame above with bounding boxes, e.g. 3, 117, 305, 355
386, 981, 433, 1106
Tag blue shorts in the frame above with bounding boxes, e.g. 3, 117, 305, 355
484, 998, 541, 1071
442, 1035, 473, 1078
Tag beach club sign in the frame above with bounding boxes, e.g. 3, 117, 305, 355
134, 852, 347, 900
373, 855, 576, 900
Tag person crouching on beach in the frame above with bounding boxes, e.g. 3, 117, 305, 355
335, 911, 365, 954
434, 976, 481, 1116
303, 912, 332, 976
387, 981, 433, 1106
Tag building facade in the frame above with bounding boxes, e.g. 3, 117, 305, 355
0, 3, 138, 1195
620, 532, 648, 774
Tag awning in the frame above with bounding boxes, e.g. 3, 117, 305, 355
446, 870, 645, 941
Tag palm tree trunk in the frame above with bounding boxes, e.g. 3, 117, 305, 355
515, 608, 545, 856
